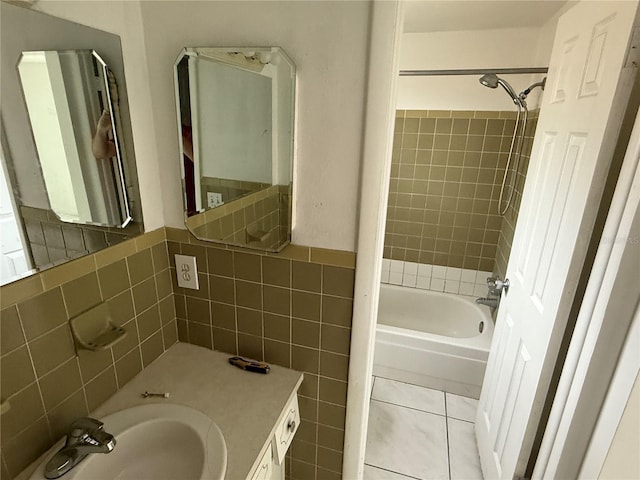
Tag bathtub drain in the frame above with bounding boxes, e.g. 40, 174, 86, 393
479, 321, 484, 334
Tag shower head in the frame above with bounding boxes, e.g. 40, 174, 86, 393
479, 73, 521, 106
479, 73, 499, 88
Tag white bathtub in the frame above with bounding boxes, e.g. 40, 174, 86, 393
373, 284, 494, 399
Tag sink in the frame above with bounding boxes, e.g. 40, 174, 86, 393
29, 404, 226, 480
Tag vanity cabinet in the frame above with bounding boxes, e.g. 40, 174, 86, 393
249, 393, 300, 480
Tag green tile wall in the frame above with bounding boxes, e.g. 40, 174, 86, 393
166, 229, 355, 480
0, 229, 175, 479
385, 109, 538, 273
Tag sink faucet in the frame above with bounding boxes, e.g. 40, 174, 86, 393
44, 417, 115, 479
476, 297, 499, 309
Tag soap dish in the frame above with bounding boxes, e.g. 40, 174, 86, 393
70, 302, 127, 351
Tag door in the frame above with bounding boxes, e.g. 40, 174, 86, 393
475, 1, 639, 479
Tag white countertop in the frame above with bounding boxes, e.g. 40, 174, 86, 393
19, 343, 303, 480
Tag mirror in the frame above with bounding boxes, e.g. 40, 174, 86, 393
1, 2, 143, 286
174, 47, 295, 251
17, 49, 131, 228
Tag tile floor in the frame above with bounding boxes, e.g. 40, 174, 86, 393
364, 377, 483, 480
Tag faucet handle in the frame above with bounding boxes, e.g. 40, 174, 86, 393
69, 417, 104, 436
487, 276, 510, 295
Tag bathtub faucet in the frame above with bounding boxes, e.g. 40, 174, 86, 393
476, 297, 499, 309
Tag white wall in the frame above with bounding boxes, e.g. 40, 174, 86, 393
196, 60, 272, 184
598, 373, 640, 479
397, 27, 550, 110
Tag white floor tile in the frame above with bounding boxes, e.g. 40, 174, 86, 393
366, 400, 449, 480
364, 464, 418, 480
448, 418, 483, 480
372, 377, 446, 416
446, 393, 479, 422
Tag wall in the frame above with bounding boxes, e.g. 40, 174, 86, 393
385, 109, 521, 272
398, 28, 546, 111
599, 373, 640, 479
493, 109, 539, 280
166, 228, 356, 480
0, 228, 176, 479
196, 60, 272, 184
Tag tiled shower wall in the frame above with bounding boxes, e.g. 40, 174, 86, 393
385, 109, 538, 277
166, 228, 355, 480
0, 229, 176, 479
493, 109, 539, 280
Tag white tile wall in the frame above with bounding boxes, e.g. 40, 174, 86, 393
381, 260, 492, 298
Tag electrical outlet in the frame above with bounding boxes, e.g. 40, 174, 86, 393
207, 192, 223, 208
174, 254, 199, 289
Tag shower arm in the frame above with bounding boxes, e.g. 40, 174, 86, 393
498, 103, 528, 216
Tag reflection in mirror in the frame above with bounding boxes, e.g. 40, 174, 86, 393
175, 47, 295, 252
1, 2, 143, 286
18, 50, 131, 228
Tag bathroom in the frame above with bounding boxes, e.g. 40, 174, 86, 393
1, 1, 639, 480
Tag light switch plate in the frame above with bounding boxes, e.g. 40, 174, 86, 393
174, 254, 199, 289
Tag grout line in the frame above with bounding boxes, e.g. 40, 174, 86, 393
370, 398, 446, 419
363, 463, 423, 480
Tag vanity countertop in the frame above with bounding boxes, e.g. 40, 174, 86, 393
19, 343, 303, 480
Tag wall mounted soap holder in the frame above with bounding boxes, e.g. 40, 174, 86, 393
70, 302, 127, 351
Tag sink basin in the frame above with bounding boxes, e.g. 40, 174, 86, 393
29, 404, 226, 480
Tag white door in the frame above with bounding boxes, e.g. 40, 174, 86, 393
475, 1, 639, 479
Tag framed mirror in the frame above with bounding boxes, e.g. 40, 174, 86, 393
1, 2, 143, 286
174, 47, 295, 252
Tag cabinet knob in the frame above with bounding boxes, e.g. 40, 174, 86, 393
287, 419, 296, 432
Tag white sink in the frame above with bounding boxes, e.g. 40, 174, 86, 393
29, 404, 226, 480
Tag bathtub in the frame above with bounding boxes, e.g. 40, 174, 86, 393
373, 284, 494, 399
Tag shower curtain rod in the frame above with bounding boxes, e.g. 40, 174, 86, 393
400, 67, 548, 76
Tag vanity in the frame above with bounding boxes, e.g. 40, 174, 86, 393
20, 343, 303, 480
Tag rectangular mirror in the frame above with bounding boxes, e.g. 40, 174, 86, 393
1, 3, 143, 286
174, 46, 295, 251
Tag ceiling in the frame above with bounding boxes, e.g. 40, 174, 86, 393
403, 0, 570, 33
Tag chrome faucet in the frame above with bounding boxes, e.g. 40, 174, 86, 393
44, 417, 115, 479
475, 297, 499, 309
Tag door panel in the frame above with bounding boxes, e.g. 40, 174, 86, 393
475, 2, 638, 478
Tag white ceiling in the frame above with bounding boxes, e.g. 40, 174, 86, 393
403, 0, 570, 33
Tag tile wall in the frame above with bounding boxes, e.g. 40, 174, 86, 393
19, 206, 143, 272
493, 109, 539, 280
386, 109, 525, 272
187, 185, 291, 250
166, 228, 356, 480
1, 225, 356, 480
0, 228, 176, 479
381, 259, 491, 298
200, 176, 270, 206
